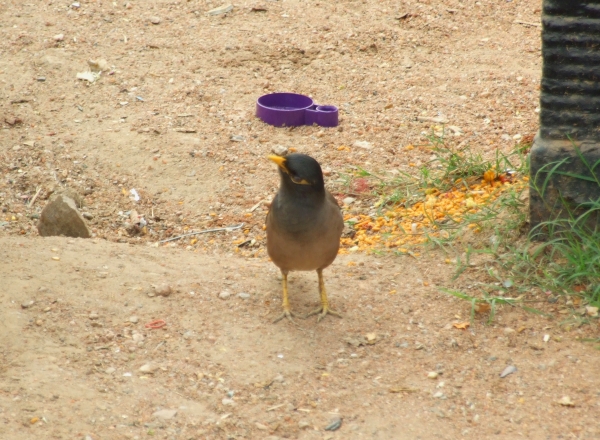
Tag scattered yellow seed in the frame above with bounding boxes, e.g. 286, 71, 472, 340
389, 290, 397, 295
52, 256, 60, 261
190, 238, 198, 245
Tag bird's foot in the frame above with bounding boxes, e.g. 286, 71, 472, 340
305, 306, 343, 322
273, 309, 300, 324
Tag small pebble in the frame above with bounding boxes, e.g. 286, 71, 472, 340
558, 396, 575, 407
89, 313, 99, 320
324, 416, 342, 431
154, 284, 172, 297
219, 290, 231, 300
105, 367, 116, 374
129, 316, 139, 324
427, 371, 439, 379
21, 300, 35, 309
271, 145, 288, 156
238, 292, 250, 299
353, 140, 372, 149
139, 363, 159, 374
298, 420, 311, 429
149, 16, 161, 24
53, 33, 64, 41
221, 398, 235, 406
152, 409, 177, 419
500, 365, 517, 378
35, 319, 43, 326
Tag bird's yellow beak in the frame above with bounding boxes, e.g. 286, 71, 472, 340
268, 155, 289, 173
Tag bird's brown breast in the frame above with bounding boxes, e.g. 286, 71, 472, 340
266, 190, 343, 272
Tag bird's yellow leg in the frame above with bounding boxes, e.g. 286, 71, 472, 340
306, 269, 343, 322
273, 271, 298, 323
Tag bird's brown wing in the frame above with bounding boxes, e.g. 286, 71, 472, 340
325, 190, 341, 209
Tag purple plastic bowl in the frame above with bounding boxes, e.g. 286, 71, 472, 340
256, 93, 339, 128
256, 93, 314, 127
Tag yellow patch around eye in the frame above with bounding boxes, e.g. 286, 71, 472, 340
292, 177, 311, 185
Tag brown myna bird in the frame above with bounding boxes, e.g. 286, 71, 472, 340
266, 153, 344, 322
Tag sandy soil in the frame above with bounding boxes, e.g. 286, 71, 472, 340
1, 0, 599, 439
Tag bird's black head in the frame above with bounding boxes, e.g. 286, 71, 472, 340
268, 153, 325, 192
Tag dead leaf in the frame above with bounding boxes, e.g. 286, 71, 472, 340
389, 386, 418, 393
474, 303, 491, 314
453, 322, 470, 330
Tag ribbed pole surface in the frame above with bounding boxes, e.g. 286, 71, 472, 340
540, 1, 600, 140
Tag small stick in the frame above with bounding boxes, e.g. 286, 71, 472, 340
515, 20, 541, 28
248, 200, 264, 212
157, 223, 244, 244
28, 187, 42, 207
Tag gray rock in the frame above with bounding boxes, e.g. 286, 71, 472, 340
152, 409, 177, 419
37, 195, 91, 238
325, 416, 342, 431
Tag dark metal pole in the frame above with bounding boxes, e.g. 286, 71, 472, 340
530, 1, 600, 231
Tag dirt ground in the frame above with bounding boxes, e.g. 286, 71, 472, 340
1, 0, 599, 439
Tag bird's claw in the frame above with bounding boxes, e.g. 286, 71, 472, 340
305, 306, 343, 322
273, 309, 300, 324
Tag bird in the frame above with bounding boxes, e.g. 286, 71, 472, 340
266, 153, 344, 323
